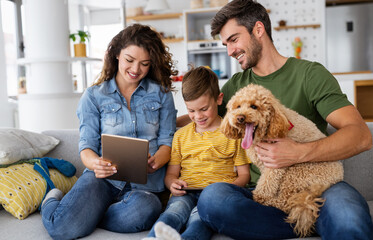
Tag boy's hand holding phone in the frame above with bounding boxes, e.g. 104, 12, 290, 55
169, 179, 188, 196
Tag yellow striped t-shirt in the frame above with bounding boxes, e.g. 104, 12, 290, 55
169, 122, 250, 188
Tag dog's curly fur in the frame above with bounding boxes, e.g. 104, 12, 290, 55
221, 84, 343, 237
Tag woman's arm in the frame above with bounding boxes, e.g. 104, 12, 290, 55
231, 164, 251, 187
80, 148, 117, 178
147, 145, 172, 173
147, 91, 176, 173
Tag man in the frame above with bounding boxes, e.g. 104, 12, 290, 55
193, 0, 373, 239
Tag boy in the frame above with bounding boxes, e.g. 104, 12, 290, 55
146, 66, 250, 240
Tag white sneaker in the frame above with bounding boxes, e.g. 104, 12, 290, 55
154, 221, 182, 240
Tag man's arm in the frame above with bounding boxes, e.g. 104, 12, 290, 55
256, 105, 372, 168
176, 114, 191, 128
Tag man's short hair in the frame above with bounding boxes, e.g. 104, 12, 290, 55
211, 0, 273, 42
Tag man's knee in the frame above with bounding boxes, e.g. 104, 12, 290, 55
317, 181, 373, 239
198, 183, 233, 218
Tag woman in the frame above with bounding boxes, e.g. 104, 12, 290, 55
41, 24, 178, 239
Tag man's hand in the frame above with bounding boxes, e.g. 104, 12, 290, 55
255, 138, 312, 168
255, 106, 372, 169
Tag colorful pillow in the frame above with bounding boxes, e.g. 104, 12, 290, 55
0, 163, 77, 219
0, 128, 60, 165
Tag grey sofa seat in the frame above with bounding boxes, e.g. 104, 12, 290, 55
0, 124, 372, 240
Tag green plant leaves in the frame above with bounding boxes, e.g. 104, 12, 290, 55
69, 30, 90, 43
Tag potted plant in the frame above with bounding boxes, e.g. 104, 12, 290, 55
69, 30, 90, 57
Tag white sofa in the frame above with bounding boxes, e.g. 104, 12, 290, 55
0, 124, 372, 240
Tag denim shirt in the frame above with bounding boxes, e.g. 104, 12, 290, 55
76, 76, 177, 192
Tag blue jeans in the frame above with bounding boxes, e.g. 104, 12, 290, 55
41, 171, 162, 240
198, 181, 373, 240
148, 191, 213, 240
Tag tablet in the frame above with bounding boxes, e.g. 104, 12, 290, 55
101, 134, 149, 184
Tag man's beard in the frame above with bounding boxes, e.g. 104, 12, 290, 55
241, 35, 262, 70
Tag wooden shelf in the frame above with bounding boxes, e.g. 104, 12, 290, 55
332, 70, 373, 75
127, 13, 182, 21
274, 24, 321, 31
326, 0, 373, 6
354, 79, 373, 122
163, 37, 184, 43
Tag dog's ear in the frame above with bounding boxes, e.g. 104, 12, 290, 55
267, 102, 290, 139
220, 115, 242, 139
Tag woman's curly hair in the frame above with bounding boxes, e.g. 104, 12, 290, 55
94, 24, 178, 92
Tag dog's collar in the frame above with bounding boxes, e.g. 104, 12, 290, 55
288, 121, 294, 130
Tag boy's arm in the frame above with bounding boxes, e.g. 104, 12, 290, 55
164, 164, 188, 196
231, 164, 250, 187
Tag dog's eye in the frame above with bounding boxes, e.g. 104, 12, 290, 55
236, 105, 241, 109
250, 105, 257, 109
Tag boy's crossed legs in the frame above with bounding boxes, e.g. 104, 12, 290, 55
145, 192, 212, 240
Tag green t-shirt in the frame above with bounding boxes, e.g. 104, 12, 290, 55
219, 57, 352, 187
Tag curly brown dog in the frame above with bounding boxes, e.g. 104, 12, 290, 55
220, 84, 343, 237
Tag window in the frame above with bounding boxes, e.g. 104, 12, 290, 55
1, 0, 24, 97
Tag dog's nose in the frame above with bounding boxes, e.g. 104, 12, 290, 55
237, 115, 245, 123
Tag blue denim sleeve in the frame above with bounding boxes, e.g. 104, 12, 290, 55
76, 88, 101, 154
157, 91, 177, 147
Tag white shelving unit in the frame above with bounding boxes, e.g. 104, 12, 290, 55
17, 57, 102, 92
69, 57, 102, 90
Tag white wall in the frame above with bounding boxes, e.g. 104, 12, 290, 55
326, 3, 373, 72
259, 0, 326, 64
0, 3, 15, 128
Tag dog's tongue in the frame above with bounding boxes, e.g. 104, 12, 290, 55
242, 123, 254, 149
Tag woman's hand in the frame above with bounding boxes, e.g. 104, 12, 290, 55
147, 145, 172, 173
93, 157, 117, 178
147, 154, 157, 174
80, 148, 117, 178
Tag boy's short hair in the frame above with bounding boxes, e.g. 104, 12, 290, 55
182, 66, 220, 102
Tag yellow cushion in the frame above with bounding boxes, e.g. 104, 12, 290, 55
0, 163, 77, 219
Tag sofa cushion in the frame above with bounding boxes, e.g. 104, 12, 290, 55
0, 163, 77, 219
42, 130, 84, 177
0, 128, 59, 165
